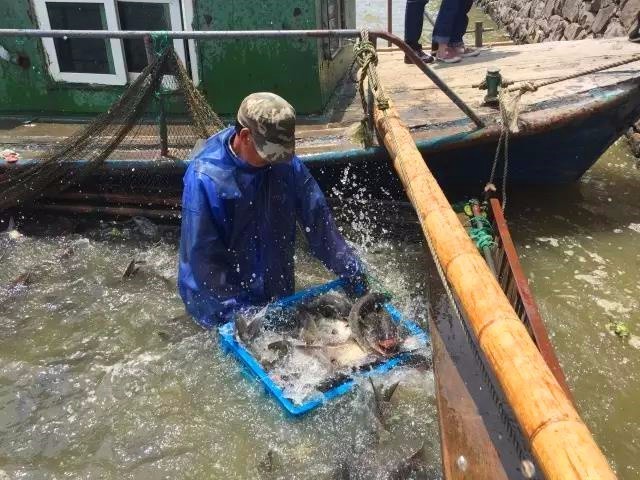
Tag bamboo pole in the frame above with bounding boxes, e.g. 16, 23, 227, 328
372, 98, 616, 480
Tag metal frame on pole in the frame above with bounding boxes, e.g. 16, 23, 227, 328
0, 28, 485, 128
143, 35, 169, 157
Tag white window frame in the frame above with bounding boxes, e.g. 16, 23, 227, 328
116, 0, 186, 85
33, 0, 197, 86
321, 0, 346, 60
181, 0, 199, 86
33, 0, 128, 85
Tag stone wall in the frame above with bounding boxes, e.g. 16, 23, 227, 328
475, 0, 640, 43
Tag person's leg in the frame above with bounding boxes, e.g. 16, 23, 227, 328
404, 0, 428, 50
449, 0, 472, 46
404, 0, 434, 63
450, 0, 480, 57
432, 0, 457, 47
432, 0, 461, 63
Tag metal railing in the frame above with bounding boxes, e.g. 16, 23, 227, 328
0, 28, 485, 128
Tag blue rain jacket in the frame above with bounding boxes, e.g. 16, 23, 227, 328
178, 127, 363, 328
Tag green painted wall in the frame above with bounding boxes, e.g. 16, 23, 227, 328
194, 0, 323, 114
0, 0, 355, 116
0, 2, 123, 115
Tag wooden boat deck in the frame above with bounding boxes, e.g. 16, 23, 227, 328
1, 37, 639, 162
297, 36, 640, 154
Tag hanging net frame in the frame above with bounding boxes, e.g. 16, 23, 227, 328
0, 46, 225, 211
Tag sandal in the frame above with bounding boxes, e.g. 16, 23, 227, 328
436, 47, 461, 64
454, 45, 481, 58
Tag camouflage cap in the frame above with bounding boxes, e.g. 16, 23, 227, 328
237, 92, 296, 164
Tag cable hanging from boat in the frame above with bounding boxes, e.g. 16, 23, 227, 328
485, 86, 517, 212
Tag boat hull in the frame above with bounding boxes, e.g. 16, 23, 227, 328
307, 81, 640, 198
1, 80, 639, 208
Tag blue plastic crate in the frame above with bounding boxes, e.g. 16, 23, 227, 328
218, 278, 430, 416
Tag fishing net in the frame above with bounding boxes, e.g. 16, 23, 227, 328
0, 45, 224, 211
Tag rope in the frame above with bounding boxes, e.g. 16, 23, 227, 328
462, 205, 496, 250
506, 54, 640, 95
487, 53, 640, 213
151, 32, 171, 56
487, 90, 512, 211
353, 29, 390, 113
470, 226, 495, 249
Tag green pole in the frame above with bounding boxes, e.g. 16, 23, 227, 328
144, 35, 168, 157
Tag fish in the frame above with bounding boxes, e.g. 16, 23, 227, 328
235, 307, 268, 343
302, 293, 352, 319
257, 449, 282, 477
349, 292, 399, 356
169, 313, 192, 323
156, 313, 201, 344
296, 307, 320, 345
369, 378, 399, 430
122, 258, 147, 279
57, 246, 74, 260
266, 339, 291, 357
293, 294, 353, 346
9, 271, 32, 288
337, 442, 439, 480
1, 216, 22, 240
388, 443, 439, 480
253, 337, 308, 371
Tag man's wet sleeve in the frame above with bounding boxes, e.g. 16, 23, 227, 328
293, 158, 363, 279
180, 174, 242, 325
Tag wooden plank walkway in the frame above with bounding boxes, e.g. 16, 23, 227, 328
332, 36, 640, 123
300, 36, 640, 154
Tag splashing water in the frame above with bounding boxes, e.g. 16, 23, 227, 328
0, 205, 439, 479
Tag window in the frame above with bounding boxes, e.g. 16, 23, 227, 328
321, 0, 347, 59
117, 0, 186, 83
34, 0, 126, 84
33, 0, 197, 86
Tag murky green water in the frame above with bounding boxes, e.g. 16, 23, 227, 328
3, 142, 638, 478
0, 212, 438, 479
506, 140, 640, 480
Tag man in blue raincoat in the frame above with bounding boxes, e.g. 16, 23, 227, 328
178, 92, 365, 328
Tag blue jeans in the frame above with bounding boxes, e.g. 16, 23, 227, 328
404, 0, 429, 50
432, 0, 473, 46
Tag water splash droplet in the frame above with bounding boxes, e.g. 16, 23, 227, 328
521, 459, 535, 478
